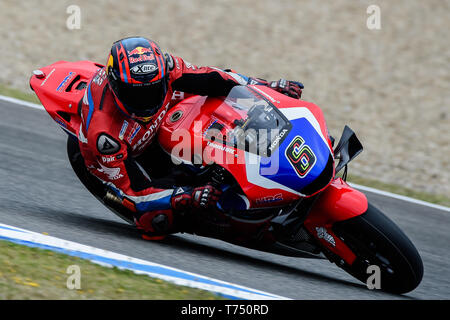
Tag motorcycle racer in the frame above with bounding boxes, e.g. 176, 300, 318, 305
78, 36, 304, 240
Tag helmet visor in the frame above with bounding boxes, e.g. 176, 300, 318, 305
114, 78, 168, 118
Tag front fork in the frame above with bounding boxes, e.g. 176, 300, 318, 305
303, 178, 368, 265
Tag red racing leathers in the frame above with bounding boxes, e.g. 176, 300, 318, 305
78, 54, 258, 238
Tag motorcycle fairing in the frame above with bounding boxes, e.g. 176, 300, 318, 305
30, 60, 103, 137
159, 85, 336, 209
258, 117, 334, 196
31, 63, 367, 266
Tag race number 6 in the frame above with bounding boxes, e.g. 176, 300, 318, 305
285, 136, 316, 178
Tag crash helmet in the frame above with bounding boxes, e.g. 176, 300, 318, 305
106, 36, 169, 122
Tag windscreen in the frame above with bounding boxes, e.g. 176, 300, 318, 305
205, 86, 292, 157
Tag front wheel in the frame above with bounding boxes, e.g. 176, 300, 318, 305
332, 203, 423, 294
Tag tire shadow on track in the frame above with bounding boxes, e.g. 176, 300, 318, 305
0, 201, 138, 239
160, 235, 415, 299
0, 201, 415, 299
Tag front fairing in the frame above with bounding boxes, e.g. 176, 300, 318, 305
255, 102, 335, 197
158, 85, 335, 207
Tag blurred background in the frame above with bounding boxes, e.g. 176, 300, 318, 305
0, 0, 448, 196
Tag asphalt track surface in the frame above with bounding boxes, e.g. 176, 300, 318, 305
1, 100, 449, 300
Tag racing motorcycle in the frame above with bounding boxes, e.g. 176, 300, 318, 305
29, 60, 423, 294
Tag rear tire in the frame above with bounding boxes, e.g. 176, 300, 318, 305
333, 203, 423, 294
66, 136, 135, 225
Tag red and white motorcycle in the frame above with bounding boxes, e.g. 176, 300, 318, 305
30, 60, 423, 293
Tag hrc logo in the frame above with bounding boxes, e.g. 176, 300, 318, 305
285, 136, 316, 178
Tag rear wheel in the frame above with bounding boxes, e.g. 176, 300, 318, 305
67, 136, 135, 225
333, 203, 423, 294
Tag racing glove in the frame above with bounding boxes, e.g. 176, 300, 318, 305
171, 184, 222, 211
269, 78, 304, 99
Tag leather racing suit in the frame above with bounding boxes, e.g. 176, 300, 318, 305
78, 54, 265, 239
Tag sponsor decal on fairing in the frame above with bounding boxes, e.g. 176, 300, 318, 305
268, 128, 288, 152
40, 68, 56, 87
315, 227, 336, 247
255, 193, 283, 205
206, 141, 236, 155
56, 72, 75, 92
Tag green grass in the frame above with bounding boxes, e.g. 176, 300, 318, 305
0, 84, 41, 104
0, 240, 223, 300
1, 82, 449, 208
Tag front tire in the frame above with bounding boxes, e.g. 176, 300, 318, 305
333, 203, 423, 294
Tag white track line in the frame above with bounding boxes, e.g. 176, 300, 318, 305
349, 183, 450, 212
0, 94, 44, 110
0, 223, 289, 300
1, 93, 448, 213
